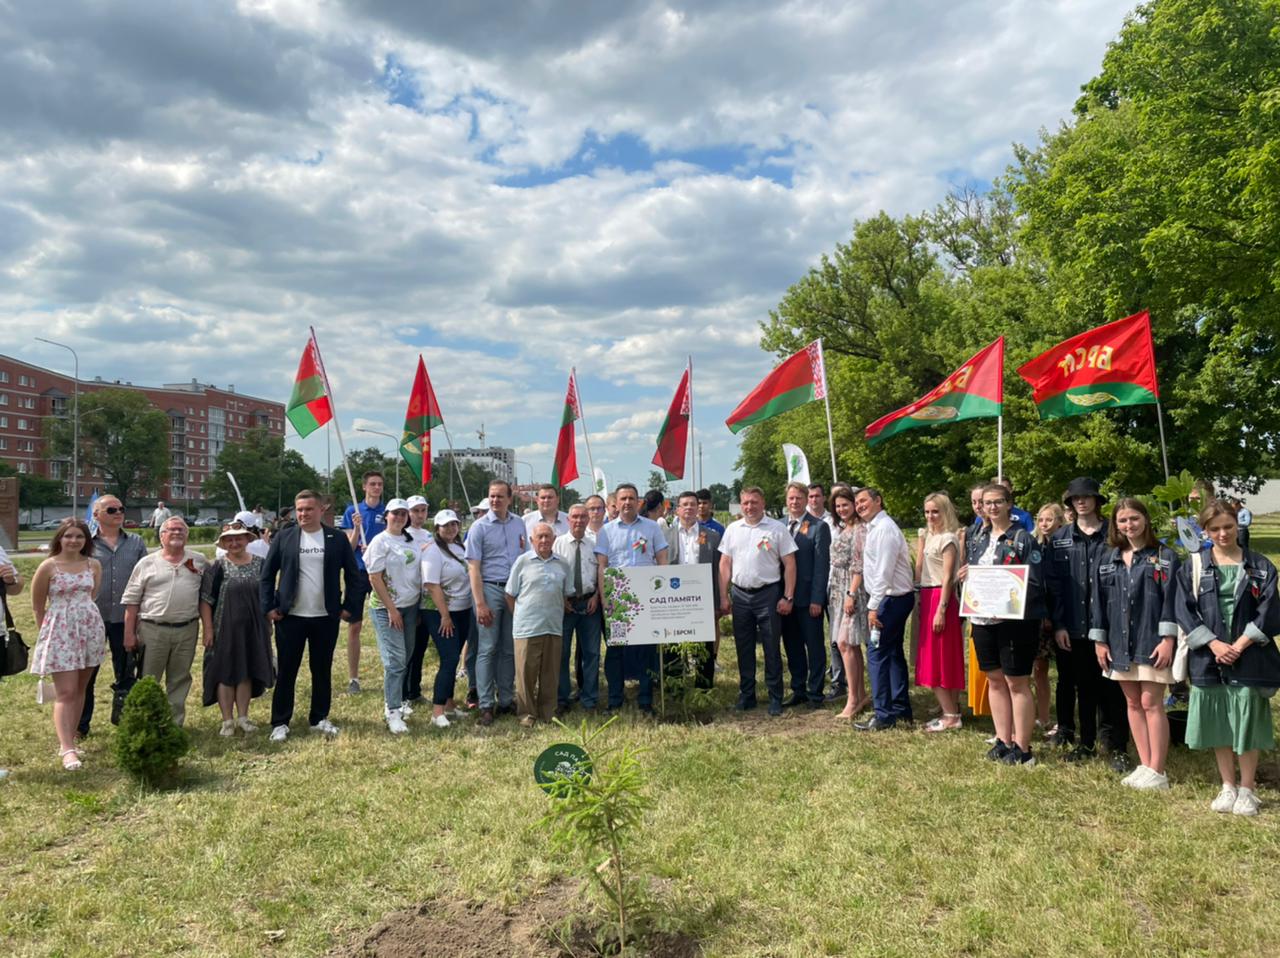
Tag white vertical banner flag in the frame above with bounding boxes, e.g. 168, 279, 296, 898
593, 467, 608, 496
782, 443, 810, 485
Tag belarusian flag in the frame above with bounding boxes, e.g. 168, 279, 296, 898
550, 372, 580, 489
725, 341, 826, 434
865, 338, 1004, 445
399, 356, 444, 484
286, 332, 333, 437
652, 365, 691, 480
1017, 311, 1160, 419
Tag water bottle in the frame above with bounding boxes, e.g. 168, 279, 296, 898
869, 627, 881, 650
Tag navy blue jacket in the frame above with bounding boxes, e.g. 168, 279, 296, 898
1175, 548, 1280, 689
1046, 520, 1109, 640
260, 523, 365, 619
1089, 544, 1179, 672
965, 522, 1047, 620
786, 512, 831, 609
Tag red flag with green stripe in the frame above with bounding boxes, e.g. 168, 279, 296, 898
652, 365, 691, 480
1017, 311, 1160, 419
285, 333, 333, 437
864, 338, 1004, 445
550, 372, 580, 489
400, 355, 444, 484
725, 341, 826, 434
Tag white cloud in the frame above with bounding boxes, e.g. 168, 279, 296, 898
0, 0, 1131, 487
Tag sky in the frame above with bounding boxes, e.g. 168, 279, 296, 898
0, 0, 1134, 495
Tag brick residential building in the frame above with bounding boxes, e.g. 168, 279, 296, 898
0, 353, 285, 506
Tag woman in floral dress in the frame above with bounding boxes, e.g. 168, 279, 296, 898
829, 486, 870, 719
30, 519, 105, 770
200, 523, 275, 736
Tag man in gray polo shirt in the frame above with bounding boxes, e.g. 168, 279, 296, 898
465, 480, 527, 726
79, 494, 148, 736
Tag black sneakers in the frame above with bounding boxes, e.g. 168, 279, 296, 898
999, 744, 1036, 767
985, 739, 1011, 761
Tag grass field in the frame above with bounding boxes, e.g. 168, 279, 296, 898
2, 528, 1279, 957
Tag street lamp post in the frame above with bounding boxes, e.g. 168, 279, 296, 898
35, 338, 79, 516
355, 427, 402, 499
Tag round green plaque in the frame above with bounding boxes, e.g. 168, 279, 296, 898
534, 743, 592, 791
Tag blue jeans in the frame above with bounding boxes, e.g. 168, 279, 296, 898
560, 599, 602, 708
432, 606, 472, 706
371, 604, 418, 712
867, 592, 914, 724
474, 581, 514, 710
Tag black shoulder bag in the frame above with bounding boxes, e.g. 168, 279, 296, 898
1, 592, 28, 677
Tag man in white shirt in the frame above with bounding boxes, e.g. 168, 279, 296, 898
718, 486, 797, 716
554, 504, 601, 712
149, 501, 172, 529
807, 483, 838, 533
852, 487, 916, 731
584, 494, 607, 535
523, 484, 569, 543
665, 490, 722, 690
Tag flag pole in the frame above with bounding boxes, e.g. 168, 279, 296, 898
686, 355, 695, 487
573, 367, 599, 496
997, 415, 1004, 485
819, 339, 838, 483
1154, 401, 1171, 482
309, 326, 365, 546
440, 423, 473, 513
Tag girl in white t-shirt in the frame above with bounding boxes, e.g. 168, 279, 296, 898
364, 499, 421, 734
421, 509, 474, 728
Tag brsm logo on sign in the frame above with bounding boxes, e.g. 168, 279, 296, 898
649, 576, 682, 590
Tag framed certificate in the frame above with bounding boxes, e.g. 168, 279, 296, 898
960, 565, 1030, 620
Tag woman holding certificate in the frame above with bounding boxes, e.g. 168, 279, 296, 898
960, 484, 1046, 767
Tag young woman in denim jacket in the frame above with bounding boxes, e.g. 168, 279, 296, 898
1090, 498, 1179, 791
1175, 499, 1280, 817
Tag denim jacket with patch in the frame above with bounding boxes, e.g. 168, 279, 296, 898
1089, 544, 1179, 672
1175, 548, 1280, 689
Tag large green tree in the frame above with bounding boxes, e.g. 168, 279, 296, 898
1012, 0, 1280, 490
202, 427, 322, 513
45, 388, 169, 505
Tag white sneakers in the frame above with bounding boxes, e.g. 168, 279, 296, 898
431, 713, 451, 729
1233, 786, 1261, 817
270, 724, 289, 742
399, 700, 415, 717
237, 716, 258, 733
1121, 766, 1169, 791
219, 720, 236, 738
386, 709, 409, 735
310, 718, 340, 736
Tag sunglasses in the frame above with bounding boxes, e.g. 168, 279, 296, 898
101, 506, 124, 515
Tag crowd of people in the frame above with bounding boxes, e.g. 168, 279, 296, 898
3, 471, 1276, 817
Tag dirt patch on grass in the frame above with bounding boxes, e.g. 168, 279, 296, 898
328, 881, 700, 958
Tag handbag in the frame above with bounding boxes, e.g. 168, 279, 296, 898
1171, 550, 1202, 683
1, 593, 28, 677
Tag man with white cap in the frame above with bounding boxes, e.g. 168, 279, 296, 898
402, 494, 432, 706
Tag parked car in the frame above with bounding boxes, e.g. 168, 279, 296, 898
29, 518, 68, 531
194, 516, 223, 527
123, 519, 140, 528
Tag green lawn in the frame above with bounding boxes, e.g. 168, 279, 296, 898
2, 537, 1279, 957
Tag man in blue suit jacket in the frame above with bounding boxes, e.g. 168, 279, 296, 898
260, 489, 365, 742
779, 481, 832, 707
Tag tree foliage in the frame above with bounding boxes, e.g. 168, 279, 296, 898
44, 388, 169, 506
738, 0, 1278, 518
202, 427, 321, 512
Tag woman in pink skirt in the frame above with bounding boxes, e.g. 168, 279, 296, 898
915, 493, 965, 731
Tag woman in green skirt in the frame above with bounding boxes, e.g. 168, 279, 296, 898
1176, 499, 1280, 816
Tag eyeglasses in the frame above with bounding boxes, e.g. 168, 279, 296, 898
101, 506, 124, 515
982, 499, 1007, 507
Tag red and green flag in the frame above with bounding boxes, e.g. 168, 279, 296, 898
725, 341, 826, 434
864, 337, 1004, 445
399, 355, 444, 484
285, 332, 333, 437
550, 372, 580, 489
652, 365, 691, 480
1017, 311, 1160, 419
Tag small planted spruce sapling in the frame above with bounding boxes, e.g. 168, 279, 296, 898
538, 716, 654, 952
113, 676, 190, 787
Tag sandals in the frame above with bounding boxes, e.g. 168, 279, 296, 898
59, 748, 83, 771
924, 714, 963, 733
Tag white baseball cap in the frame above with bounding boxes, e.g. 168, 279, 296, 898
384, 498, 410, 513
406, 495, 429, 509
472, 499, 489, 514
234, 510, 260, 529
433, 509, 460, 526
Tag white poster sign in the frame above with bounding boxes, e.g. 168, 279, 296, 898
602, 564, 716, 646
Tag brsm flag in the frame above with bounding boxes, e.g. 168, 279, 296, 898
1017, 311, 1160, 420
781, 443, 810, 484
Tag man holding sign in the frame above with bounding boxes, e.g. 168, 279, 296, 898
665, 490, 722, 690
